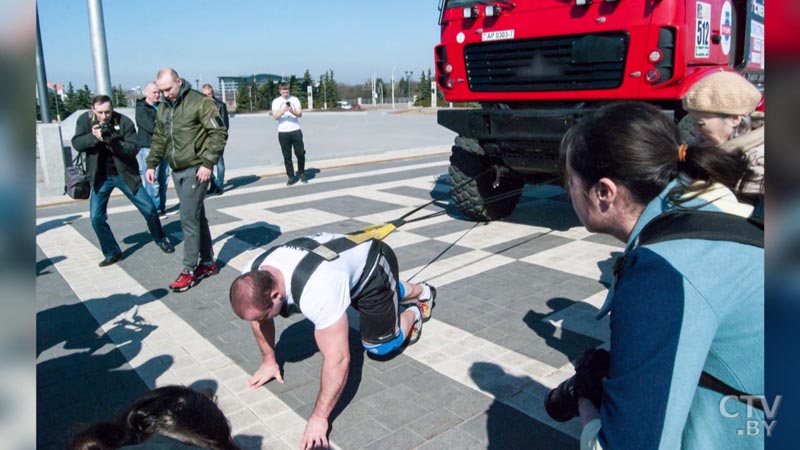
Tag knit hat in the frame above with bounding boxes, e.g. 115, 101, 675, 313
682, 71, 762, 116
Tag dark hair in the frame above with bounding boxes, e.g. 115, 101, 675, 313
561, 101, 752, 206
68, 386, 240, 450
229, 270, 276, 319
278, 82, 290, 90
92, 95, 112, 107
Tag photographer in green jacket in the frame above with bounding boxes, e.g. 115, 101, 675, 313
146, 68, 228, 292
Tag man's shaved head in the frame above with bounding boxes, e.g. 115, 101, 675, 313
156, 67, 180, 82
156, 68, 183, 102
230, 270, 277, 320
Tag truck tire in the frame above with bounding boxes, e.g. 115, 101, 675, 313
449, 146, 524, 221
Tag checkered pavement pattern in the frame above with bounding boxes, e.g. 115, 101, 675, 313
36, 155, 624, 449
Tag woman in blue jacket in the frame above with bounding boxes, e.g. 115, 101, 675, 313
563, 102, 764, 450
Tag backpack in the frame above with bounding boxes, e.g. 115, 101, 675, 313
64, 153, 91, 200
619, 209, 765, 410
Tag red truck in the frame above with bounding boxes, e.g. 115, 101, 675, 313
435, 0, 765, 220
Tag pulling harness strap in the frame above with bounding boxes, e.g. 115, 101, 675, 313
249, 236, 375, 316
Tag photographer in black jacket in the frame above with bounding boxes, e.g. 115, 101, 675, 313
71, 95, 174, 267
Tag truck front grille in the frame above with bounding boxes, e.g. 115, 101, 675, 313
464, 32, 628, 92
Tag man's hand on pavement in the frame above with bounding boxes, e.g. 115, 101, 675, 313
145, 168, 156, 184
301, 415, 329, 450
248, 361, 284, 388
197, 166, 212, 183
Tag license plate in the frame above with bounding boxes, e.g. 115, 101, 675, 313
482, 29, 515, 42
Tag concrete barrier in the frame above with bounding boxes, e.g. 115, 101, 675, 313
36, 123, 70, 188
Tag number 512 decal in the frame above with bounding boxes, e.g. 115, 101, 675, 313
695, 1, 711, 58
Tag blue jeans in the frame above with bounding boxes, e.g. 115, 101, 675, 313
90, 175, 167, 259
137, 147, 169, 213
211, 155, 225, 190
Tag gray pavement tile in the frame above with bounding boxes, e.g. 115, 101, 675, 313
269, 195, 400, 216
459, 402, 578, 450
329, 400, 382, 433
407, 216, 480, 239
415, 426, 482, 450
394, 240, 473, 272
329, 418, 391, 449
443, 390, 494, 420
408, 409, 465, 440
582, 232, 626, 248
380, 185, 441, 201
371, 361, 425, 386
362, 427, 425, 450
484, 232, 573, 259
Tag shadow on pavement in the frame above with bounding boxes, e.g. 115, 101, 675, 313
225, 174, 261, 192
36, 289, 172, 449
469, 362, 578, 450
214, 222, 282, 271
36, 214, 82, 235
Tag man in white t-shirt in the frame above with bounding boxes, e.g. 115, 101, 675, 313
271, 82, 308, 186
229, 233, 436, 449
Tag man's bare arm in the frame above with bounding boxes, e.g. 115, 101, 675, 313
248, 319, 284, 387
301, 313, 350, 449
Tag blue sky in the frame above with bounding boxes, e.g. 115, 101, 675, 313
37, 0, 443, 90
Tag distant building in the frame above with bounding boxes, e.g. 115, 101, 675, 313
217, 73, 282, 109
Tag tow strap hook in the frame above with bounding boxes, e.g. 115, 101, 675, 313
492, 166, 503, 189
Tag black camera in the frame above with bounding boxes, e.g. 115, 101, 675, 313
544, 348, 610, 422
99, 123, 114, 140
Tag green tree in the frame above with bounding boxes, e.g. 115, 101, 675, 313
235, 83, 250, 113
325, 70, 339, 106
258, 82, 272, 110
415, 69, 432, 106
64, 82, 79, 113
76, 84, 93, 109
300, 70, 314, 106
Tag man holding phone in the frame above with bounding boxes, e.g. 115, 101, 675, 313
271, 83, 308, 185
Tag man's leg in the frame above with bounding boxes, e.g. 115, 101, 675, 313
172, 167, 208, 272
292, 130, 306, 175
359, 242, 425, 355
155, 160, 170, 214
116, 179, 172, 250
278, 132, 295, 179
216, 155, 225, 190
89, 177, 122, 260
137, 147, 159, 208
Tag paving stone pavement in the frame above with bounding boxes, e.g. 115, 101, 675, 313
36, 154, 622, 449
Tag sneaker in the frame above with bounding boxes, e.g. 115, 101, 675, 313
194, 262, 218, 280
417, 283, 436, 322
286, 176, 298, 186
400, 283, 436, 322
156, 239, 175, 254
299, 173, 309, 183
404, 306, 423, 347
158, 211, 168, 220
169, 271, 197, 292
98, 253, 123, 267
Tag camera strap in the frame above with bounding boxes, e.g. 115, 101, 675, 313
622, 209, 765, 411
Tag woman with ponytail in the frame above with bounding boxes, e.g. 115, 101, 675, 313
561, 102, 764, 450
68, 386, 241, 450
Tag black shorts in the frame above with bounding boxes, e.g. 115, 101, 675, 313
353, 241, 401, 345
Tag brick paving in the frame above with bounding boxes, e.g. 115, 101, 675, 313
36, 154, 620, 449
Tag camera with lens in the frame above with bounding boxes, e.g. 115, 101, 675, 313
544, 348, 610, 422
99, 123, 114, 140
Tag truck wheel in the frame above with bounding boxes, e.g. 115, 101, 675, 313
449, 146, 523, 221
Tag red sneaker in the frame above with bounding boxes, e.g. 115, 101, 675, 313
169, 271, 197, 292
195, 263, 218, 280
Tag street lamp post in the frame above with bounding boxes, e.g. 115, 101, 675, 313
404, 70, 413, 107
391, 66, 396, 109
